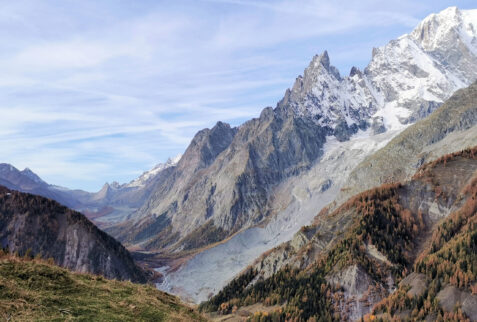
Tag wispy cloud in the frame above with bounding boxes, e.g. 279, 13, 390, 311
0, 0, 472, 191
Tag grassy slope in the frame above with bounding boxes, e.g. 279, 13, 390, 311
0, 252, 205, 322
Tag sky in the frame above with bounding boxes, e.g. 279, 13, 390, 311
0, 0, 475, 192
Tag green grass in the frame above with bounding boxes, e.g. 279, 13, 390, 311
0, 253, 206, 321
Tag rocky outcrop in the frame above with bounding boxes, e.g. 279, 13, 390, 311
399, 273, 429, 298
437, 285, 477, 321
0, 186, 148, 283
326, 265, 386, 321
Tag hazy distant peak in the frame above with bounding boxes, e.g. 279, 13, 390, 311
126, 154, 183, 188
21, 168, 45, 184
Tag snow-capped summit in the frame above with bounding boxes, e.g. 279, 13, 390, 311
409, 7, 477, 82
279, 50, 378, 140
280, 7, 477, 137
367, 7, 477, 128
410, 7, 476, 52
126, 154, 182, 188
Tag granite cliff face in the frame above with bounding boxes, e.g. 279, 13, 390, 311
0, 186, 147, 283
110, 112, 328, 252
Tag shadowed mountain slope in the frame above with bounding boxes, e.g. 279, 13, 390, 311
0, 186, 148, 283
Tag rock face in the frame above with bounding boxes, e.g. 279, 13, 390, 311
326, 265, 384, 321
437, 286, 477, 321
0, 186, 148, 283
400, 273, 429, 298
111, 112, 328, 251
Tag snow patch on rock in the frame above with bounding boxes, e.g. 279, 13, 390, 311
126, 154, 182, 188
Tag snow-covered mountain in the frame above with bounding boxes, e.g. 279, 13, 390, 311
126, 155, 182, 188
126, 7, 477, 303
281, 7, 477, 137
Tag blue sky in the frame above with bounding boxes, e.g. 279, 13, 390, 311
1, 0, 475, 192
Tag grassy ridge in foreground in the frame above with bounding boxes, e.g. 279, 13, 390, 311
0, 251, 205, 321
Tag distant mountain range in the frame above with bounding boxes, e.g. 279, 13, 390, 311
1, 6, 476, 320
0, 155, 182, 227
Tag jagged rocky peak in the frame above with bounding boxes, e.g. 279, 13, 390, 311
279, 49, 377, 140
93, 182, 113, 201
349, 66, 362, 78
290, 50, 341, 96
279, 7, 477, 140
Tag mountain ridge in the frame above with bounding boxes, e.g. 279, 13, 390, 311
0, 186, 149, 283
0, 155, 182, 227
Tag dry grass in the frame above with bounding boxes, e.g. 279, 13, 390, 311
0, 251, 206, 321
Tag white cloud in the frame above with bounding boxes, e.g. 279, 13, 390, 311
0, 0, 461, 191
